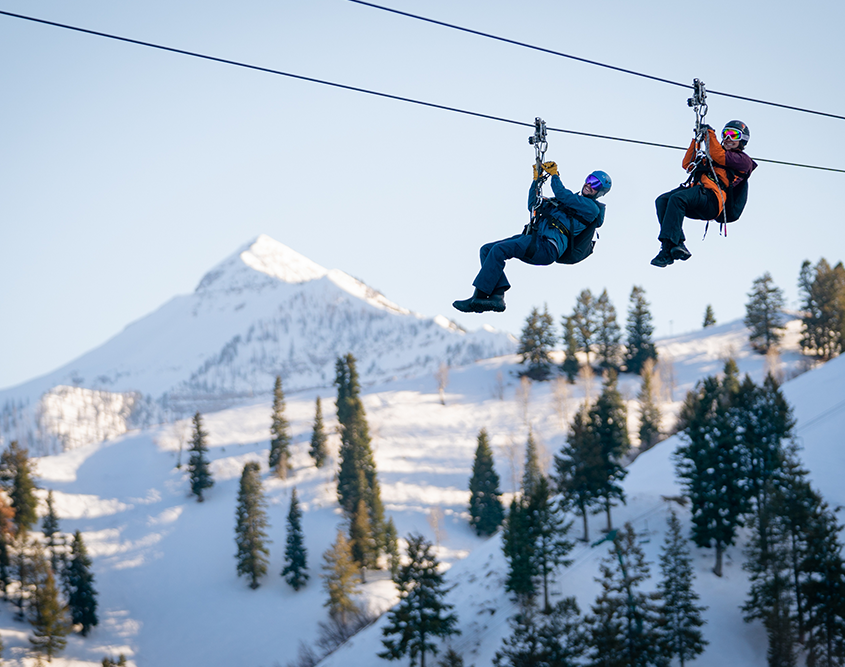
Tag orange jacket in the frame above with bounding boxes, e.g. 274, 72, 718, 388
682, 127, 729, 214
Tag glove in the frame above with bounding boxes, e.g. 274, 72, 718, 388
542, 161, 559, 176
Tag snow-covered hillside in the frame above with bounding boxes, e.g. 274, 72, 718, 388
0, 318, 837, 667
0, 235, 516, 453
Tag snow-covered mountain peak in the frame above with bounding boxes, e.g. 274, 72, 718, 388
195, 234, 328, 294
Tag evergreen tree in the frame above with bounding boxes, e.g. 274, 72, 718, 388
528, 477, 575, 613
624, 286, 658, 375
493, 598, 585, 667
502, 497, 536, 605
437, 647, 465, 667
555, 403, 603, 542
637, 359, 662, 451
595, 289, 623, 370
384, 517, 401, 579
335, 354, 385, 552
269, 375, 293, 478
798, 258, 845, 360
187, 412, 214, 502
560, 315, 581, 383
745, 272, 787, 353
521, 429, 543, 500
349, 493, 377, 580
29, 547, 70, 661
800, 499, 845, 667
0, 441, 39, 536
321, 530, 361, 626
586, 524, 663, 667
64, 530, 98, 636
234, 462, 270, 589
590, 371, 629, 532
379, 533, 459, 667
571, 289, 597, 367
42, 490, 61, 573
702, 304, 716, 328
517, 305, 557, 380
0, 528, 10, 599
674, 362, 747, 576
658, 512, 707, 667
282, 487, 309, 591
468, 429, 504, 537
309, 396, 328, 468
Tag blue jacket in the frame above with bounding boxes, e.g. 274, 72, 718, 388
527, 175, 604, 259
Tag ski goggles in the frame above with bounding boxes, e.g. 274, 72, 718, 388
585, 174, 603, 191
722, 128, 743, 142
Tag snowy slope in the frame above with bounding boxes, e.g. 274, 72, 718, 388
0, 319, 836, 666
0, 235, 515, 452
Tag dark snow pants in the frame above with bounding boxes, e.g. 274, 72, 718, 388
655, 184, 720, 245
472, 233, 560, 295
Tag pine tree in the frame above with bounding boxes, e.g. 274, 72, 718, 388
0, 441, 39, 536
42, 490, 61, 573
555, 403, 603, 542
560, 315, 581, 383
595, 289, 623, 370
309, 396, 328, 468
493, 599, 585, 667
379, 533, 459, 667
590, 371, 629, 532
586, 524, 663, 667
29, 547, 70, 661
745, 272, 787, 353
384, 517, 401, 579
798, 258, 845, 360
349, 494, 377, 580
63, 530, 98, 636
502, 497, 536, 606
571, 289, 597, 367
234, 462, 270, 589
335, 354, 385, 552
187, 412, 214, 502
282, 487, 309, 591
637, 359, 662, 451
674, 362, 747, 576
468, 429, 504, 537
517, 305, 556, 381
624, 286, 658, 375
702, 304, 716, 328
268, 376, 293, 478
658, 512, 707, 667
528, 476, 574, 613
437, 647, 465, 667
321, 530, 361, 626
800, 499, 845, 667
521, 429, 543, 500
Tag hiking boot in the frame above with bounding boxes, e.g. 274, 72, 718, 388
650, 246, 674, 268
452, 289, 506, 313
670, 242, 692, 261
452, 292, 481, 313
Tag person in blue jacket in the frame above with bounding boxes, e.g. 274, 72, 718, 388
453, 161, 611, 313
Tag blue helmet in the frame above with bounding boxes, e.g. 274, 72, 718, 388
586, 170, 612, 198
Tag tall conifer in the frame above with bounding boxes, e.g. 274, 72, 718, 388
637, 359, 662, 451
309, 396, 328, 468
234, 462, 270, 589
282, 487, 309, 591
528, 477, 574, 613
468, 429, 504, 537
188, 412, 214, 502
42, 490, 61, 573
521, 429, 543, 500
0, 441, 39, 536
595, 289, 623, 370
269, 375, 293, 478
560, 315, 581, 382
321, 530, 361, 626
64, 530, 98, 636
29, 547, 70, 661
517, 306, 556, 381
745, 272, 787, 353
379, 533, 459, 667
590, 371, 629, 532
624, 286, 657, 375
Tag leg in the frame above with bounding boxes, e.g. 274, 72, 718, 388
473, 234, 533, 295
656, 186, 694, 246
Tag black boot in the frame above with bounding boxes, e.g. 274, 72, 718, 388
452, 288, 506, 313
650, 242, 674, 268
670, 241, 692, 261
453, 289, 487, 313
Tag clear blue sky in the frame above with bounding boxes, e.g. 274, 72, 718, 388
1, 0, 843, 390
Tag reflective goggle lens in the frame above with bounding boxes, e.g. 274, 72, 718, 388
585, 175, 603, 190
722, 128, 743, 142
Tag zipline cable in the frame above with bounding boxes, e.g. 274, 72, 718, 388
349, 0, 845, 122
1, 9, 843, 173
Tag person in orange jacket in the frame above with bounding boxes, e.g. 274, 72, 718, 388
651, 120, 756, 267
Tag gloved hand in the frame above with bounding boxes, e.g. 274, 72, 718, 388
542, 161, 559, 176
